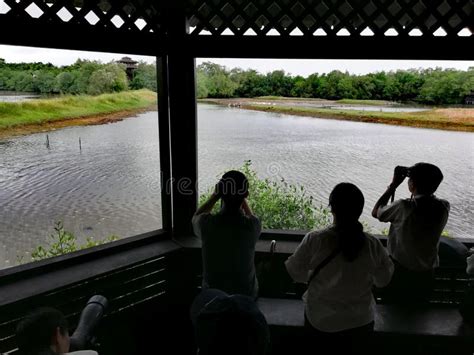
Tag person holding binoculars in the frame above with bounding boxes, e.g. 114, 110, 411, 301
372, 162, 450, 303
192, 170, 261, 299
16, 296, 106, 355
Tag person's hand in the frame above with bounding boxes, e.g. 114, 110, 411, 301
390, 167, 407, 190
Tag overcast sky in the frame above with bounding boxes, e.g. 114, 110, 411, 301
1, 44, 473, 77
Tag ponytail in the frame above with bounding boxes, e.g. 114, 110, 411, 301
329, 183, 367, 262
336, 221, 366, 262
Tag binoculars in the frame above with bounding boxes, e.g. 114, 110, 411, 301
69, 295, 108, 351
394, 165, 411, 178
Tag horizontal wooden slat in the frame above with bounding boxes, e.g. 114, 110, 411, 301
109, 281, 167, 312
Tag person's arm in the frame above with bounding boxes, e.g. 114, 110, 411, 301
371, 185, 396, 218
285, 233, 314, 283
195, 192, 220, 216
373, 241, 394, 288
241, 198, 254, 216
372, 169, 406, 219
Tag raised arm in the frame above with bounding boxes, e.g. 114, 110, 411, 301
372, 168, 406, 218
372, 185, 396, 218
241, 199, 254, 216
195, 191, 220, 216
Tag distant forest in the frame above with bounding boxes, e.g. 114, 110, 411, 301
0, 58, 157, 95
1, 58, 472, 105
197, 62, 474, 105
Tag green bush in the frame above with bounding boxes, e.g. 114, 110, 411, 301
200, 161, 332, 230
26, 221, 119, 262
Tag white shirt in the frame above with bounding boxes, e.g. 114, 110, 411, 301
285, 227, 393, 332
377, 195, 449, 271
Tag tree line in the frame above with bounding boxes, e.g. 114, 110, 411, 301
1, 58, 472, 105
0, 58, 157, 95
197, 62, 474, 105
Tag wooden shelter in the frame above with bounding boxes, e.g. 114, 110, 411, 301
0, 1, 473, 354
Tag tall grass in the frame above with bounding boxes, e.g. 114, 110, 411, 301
0, 89, 157, 130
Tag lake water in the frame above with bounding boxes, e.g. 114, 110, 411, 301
0, 91, 41, 102
0, 103, 472, 268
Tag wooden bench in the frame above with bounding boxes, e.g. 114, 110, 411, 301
257, 298, 474, 355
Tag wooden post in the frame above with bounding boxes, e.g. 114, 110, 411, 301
165, 3, 198, 237
167, 53, 198, 237
157, 56, 172, 232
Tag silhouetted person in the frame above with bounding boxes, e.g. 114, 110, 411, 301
286, 183, 393, 355
16, 307, 97, 355
372, 162, 449, 303
190, 288, 270, 355
192, 171, 261, 298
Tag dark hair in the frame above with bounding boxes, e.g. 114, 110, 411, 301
217, 170, 249, 208
329, 183, 366, 262
409, 162, 443, 195
16, 307, 68, 355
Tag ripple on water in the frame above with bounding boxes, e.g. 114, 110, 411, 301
0, 107, 472, 268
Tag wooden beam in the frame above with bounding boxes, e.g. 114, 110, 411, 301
178, 36, 474, 60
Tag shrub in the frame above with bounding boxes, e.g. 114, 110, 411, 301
27, 221, 119, 262
199, 161, 332, 230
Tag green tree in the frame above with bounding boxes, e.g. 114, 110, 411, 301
55, 71, 76, 94
264, 70, 294, 97
87, 63, 128, 95
233, 69, 267, 97
418, 68, 473, 104
196, 70, 210, 98
290, 75, 309, 97
197, 62, 237, 98
130, 62, 157, 91
33, 70, 57, 93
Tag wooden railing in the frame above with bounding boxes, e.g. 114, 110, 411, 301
0, 233, 472, 355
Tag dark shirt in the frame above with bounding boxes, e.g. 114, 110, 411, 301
192, 211, 261, 298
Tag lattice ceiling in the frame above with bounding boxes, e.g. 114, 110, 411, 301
0, 0, 472, 38
0, 0, 163, 34
186, 0, 473, 37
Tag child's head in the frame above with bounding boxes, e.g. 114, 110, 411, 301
16, 307, 70, 355
329, 182, 365, 223
190, 289, 270, 355
217, 170, 249, 209
408, 162, 443, 195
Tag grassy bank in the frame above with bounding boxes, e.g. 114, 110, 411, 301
202, 98, 474, 132
0, 90, 157, 137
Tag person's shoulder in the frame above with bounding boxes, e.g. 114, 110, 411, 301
192, 212, 213, 224
64, 351, 99, 355
306, 226, 335, 241
380, 198, 405, 213
434, 196, 450, 209
364, 233, 385, 248
240, 214, 261, 229
244, 214, 260, 223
